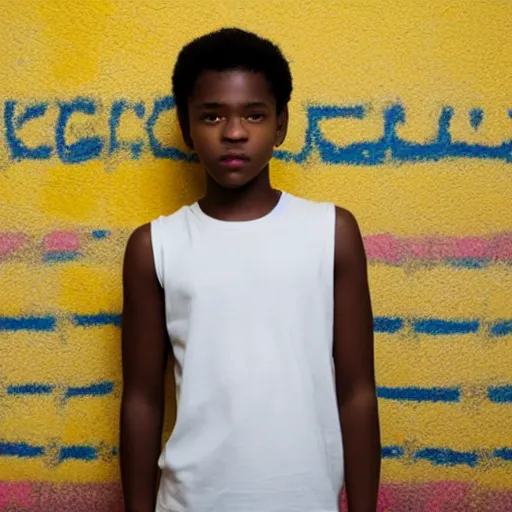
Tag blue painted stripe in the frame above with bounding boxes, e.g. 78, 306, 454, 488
59, 445, 98, 461
5, 382, 114, 399
91, 230, 110, 239
7, 382, 512, 406
1, 313, 510, 337
414, 448, 478, 467
0, 315, 56, 332
43, 251, 79, 263
490, 321, 512, 337
377, 386, 460, 403
469, 108, 484, 131
488, 386, 512, 403
374, 317, 404, 333
382, 446, 404, 458
0, 441, 45, 457
7, 384, 54, 395
412, 319, 480, 335
65, 381, 114, 399
73, 313, 121, 327
0, 441, 510, 466
446, 258, 488, 269
494, 448, 512, 461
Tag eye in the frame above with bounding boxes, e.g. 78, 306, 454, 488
201, 114, 221, 124
246, 113, 265, 122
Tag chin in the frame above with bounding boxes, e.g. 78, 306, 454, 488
209, 172, 258, 189
215, 178, 251, 190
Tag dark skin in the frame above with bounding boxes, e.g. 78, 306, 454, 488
120, 69, 380, 512
333, 208, 381, 511
120, 225, 168, 512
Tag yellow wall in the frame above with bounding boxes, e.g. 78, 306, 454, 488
0, 1, 510, 510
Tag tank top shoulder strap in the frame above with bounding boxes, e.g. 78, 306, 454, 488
150, 206, 190, 288
286, 193, 336, 239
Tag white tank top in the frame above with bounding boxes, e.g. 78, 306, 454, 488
151, 192, 343, 512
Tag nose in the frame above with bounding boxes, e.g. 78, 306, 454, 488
222, 116, 248, 142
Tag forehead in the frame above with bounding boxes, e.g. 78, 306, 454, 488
189, 69, 275, 107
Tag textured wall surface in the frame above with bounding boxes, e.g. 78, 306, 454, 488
1, 1, 511, 510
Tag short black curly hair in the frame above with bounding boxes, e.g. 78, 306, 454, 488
172, 27, 293, 123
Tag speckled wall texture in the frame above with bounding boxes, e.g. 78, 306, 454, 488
0, 1, 510, 510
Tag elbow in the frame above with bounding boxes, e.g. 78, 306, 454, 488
121, 385, 165, 422
337, 382, 378, 410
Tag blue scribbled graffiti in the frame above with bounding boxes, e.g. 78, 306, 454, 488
3, 96, 512, 165
109, 99, 145, 159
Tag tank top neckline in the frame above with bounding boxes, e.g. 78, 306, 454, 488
189, 191, 288, 230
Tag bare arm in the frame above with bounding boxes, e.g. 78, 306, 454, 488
120, 224, 169, 512
333, 207, 381, 512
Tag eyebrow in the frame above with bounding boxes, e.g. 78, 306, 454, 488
195, 101, 270, 109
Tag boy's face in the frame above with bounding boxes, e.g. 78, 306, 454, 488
185, 69, 288, 189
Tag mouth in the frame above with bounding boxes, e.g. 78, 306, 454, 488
219, 154, 250, 168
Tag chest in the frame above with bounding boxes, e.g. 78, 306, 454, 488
164, 227, 325, 314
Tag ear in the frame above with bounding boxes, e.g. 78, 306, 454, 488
274, 105, 289, 148
177, 109, 194, 149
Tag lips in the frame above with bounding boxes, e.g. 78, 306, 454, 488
219, 153, 250, 168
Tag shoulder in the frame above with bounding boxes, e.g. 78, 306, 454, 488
126, 223, 152, 252
126, 206, 190, 256
151, 205, 193, 241
123, 224, 165, 308
284, 192, 334, 221
334, 206, 361, 240
286, 192, 358, 228
334, 206, 367, 269
124, 223, 155, 277
124, 206, 192, 283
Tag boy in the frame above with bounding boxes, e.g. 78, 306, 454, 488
120, 28, 380, 512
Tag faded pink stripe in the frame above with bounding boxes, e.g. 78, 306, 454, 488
451, 236, 488, 259
35, 482, 123, 512
0, 234, 25, 256
403, 237, 434, 259
341, 481, 512, 512
1, 482, 511, 511
364, 234, 402, 263
365, 234, 512, 262
490, 233, 512, 260
43, 231, 80, 252
427, 237, 455, 259
0, 482, 35, 508
2, 231, 512, 263
423, 481, 471, 511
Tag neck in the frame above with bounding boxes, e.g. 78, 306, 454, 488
199, 166, 281, 221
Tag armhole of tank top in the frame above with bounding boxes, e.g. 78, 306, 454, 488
325, 202, 337, 290
324, 203, 336, 354
150, 218, 164, 289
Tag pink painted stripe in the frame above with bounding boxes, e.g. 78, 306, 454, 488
340, 481, 512, 512
1, 231, 512, 264
0, 482, 511, 511
364, 234, 402, 263
0, 234, 25, 256
491, 233, 512, 260
452, 236, 488, 259
0, 482, 35, 509
364, 233, 512, 263
0, 482, 122, 512
43, 231, 80, 253
35, 482, 123, 512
